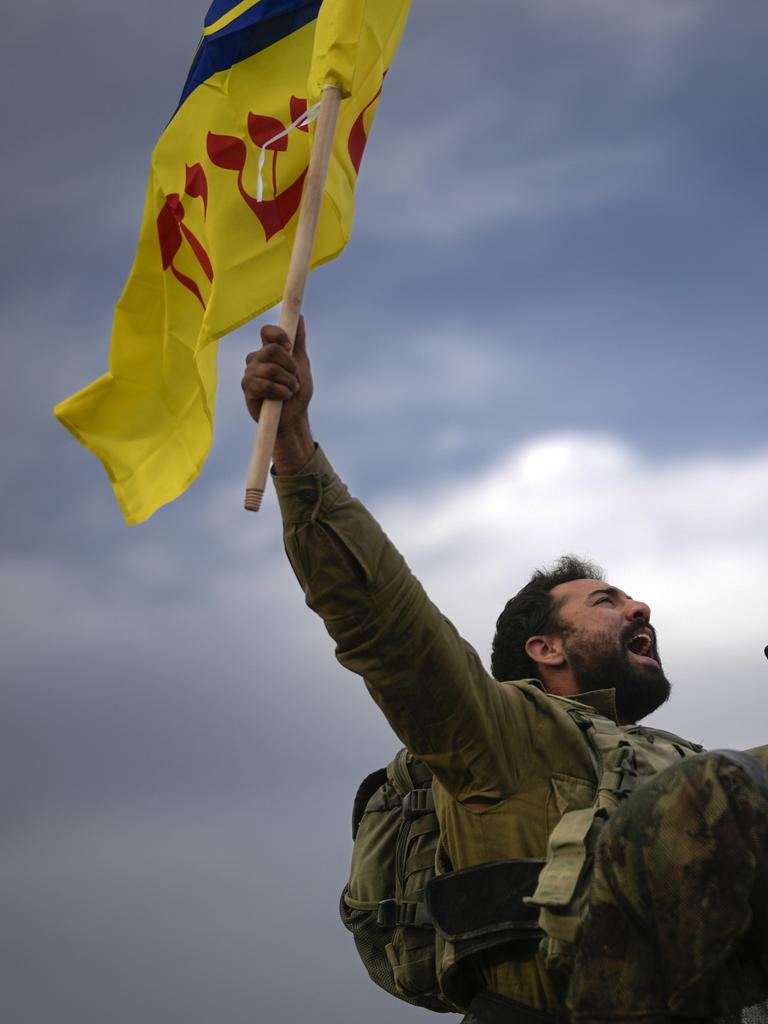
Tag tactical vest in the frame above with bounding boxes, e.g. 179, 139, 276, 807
341, 696, 703, 1010
528, 696, 703, 973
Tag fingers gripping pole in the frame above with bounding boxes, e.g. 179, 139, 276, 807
244, 85, 342, 512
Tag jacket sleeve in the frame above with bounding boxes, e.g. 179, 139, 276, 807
274, 446, 536, 801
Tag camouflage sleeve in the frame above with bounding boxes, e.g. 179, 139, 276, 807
273, 446, 535, 801
743, 745, 768, 771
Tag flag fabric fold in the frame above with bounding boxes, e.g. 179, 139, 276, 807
55, 0, 410, 524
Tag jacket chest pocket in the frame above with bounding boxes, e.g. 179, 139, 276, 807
545, 772, 596, 836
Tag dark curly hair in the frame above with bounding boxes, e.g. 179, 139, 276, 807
490, 555, 604, 682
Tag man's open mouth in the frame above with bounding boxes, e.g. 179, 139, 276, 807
626, 630, 659, 665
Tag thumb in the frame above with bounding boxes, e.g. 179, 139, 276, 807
292, 314, 307, 358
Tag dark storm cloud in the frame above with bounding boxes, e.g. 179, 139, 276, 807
3, 794, 435, 1024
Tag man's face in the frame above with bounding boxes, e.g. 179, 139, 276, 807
547, 578, 671, 723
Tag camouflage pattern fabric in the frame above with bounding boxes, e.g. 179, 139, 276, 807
568, 747, 768, 1024
719, 1000, 768, 1024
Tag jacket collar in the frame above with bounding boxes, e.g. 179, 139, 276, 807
570, 687, 619, 722
526, 678, 619, 723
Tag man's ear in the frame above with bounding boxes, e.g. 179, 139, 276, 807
525, 634, 566, 669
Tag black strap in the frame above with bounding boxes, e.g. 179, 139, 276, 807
376, 898, 433, 929
462, 991, 567, 1024
427, 859, 544, 940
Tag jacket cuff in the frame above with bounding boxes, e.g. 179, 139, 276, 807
272, 444, 347, 523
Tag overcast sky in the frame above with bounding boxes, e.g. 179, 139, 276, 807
2, 2, 768, 1022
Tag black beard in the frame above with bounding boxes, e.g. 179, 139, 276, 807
564, 625, 671, 723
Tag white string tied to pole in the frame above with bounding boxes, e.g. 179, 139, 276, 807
256, 100, 323, 201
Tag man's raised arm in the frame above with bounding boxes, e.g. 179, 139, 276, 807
241, 320, 534, 802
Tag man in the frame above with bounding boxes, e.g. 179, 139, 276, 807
242, 319, 768, 1024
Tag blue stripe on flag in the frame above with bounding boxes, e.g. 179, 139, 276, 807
176, 0, 322, 114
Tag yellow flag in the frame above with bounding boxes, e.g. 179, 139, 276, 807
55, 0, 410, 524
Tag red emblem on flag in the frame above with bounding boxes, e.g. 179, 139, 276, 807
156, 85, 383, 305
156, 163, 214, 309
207, 94, 310, 243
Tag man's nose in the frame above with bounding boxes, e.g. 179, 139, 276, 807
626, 599, 651, 622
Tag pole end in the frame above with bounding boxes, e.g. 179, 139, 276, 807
244, 488, 264, 512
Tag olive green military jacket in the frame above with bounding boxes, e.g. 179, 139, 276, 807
275, 447, 696, 1014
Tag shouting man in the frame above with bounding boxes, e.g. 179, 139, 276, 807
242, 319, 768, 1024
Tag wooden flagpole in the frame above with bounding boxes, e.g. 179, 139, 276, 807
244, 84, 342, 512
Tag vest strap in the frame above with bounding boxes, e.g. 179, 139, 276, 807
426, 859, 544, 962
376, 898, 434, 929
402, 786, 435, 818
